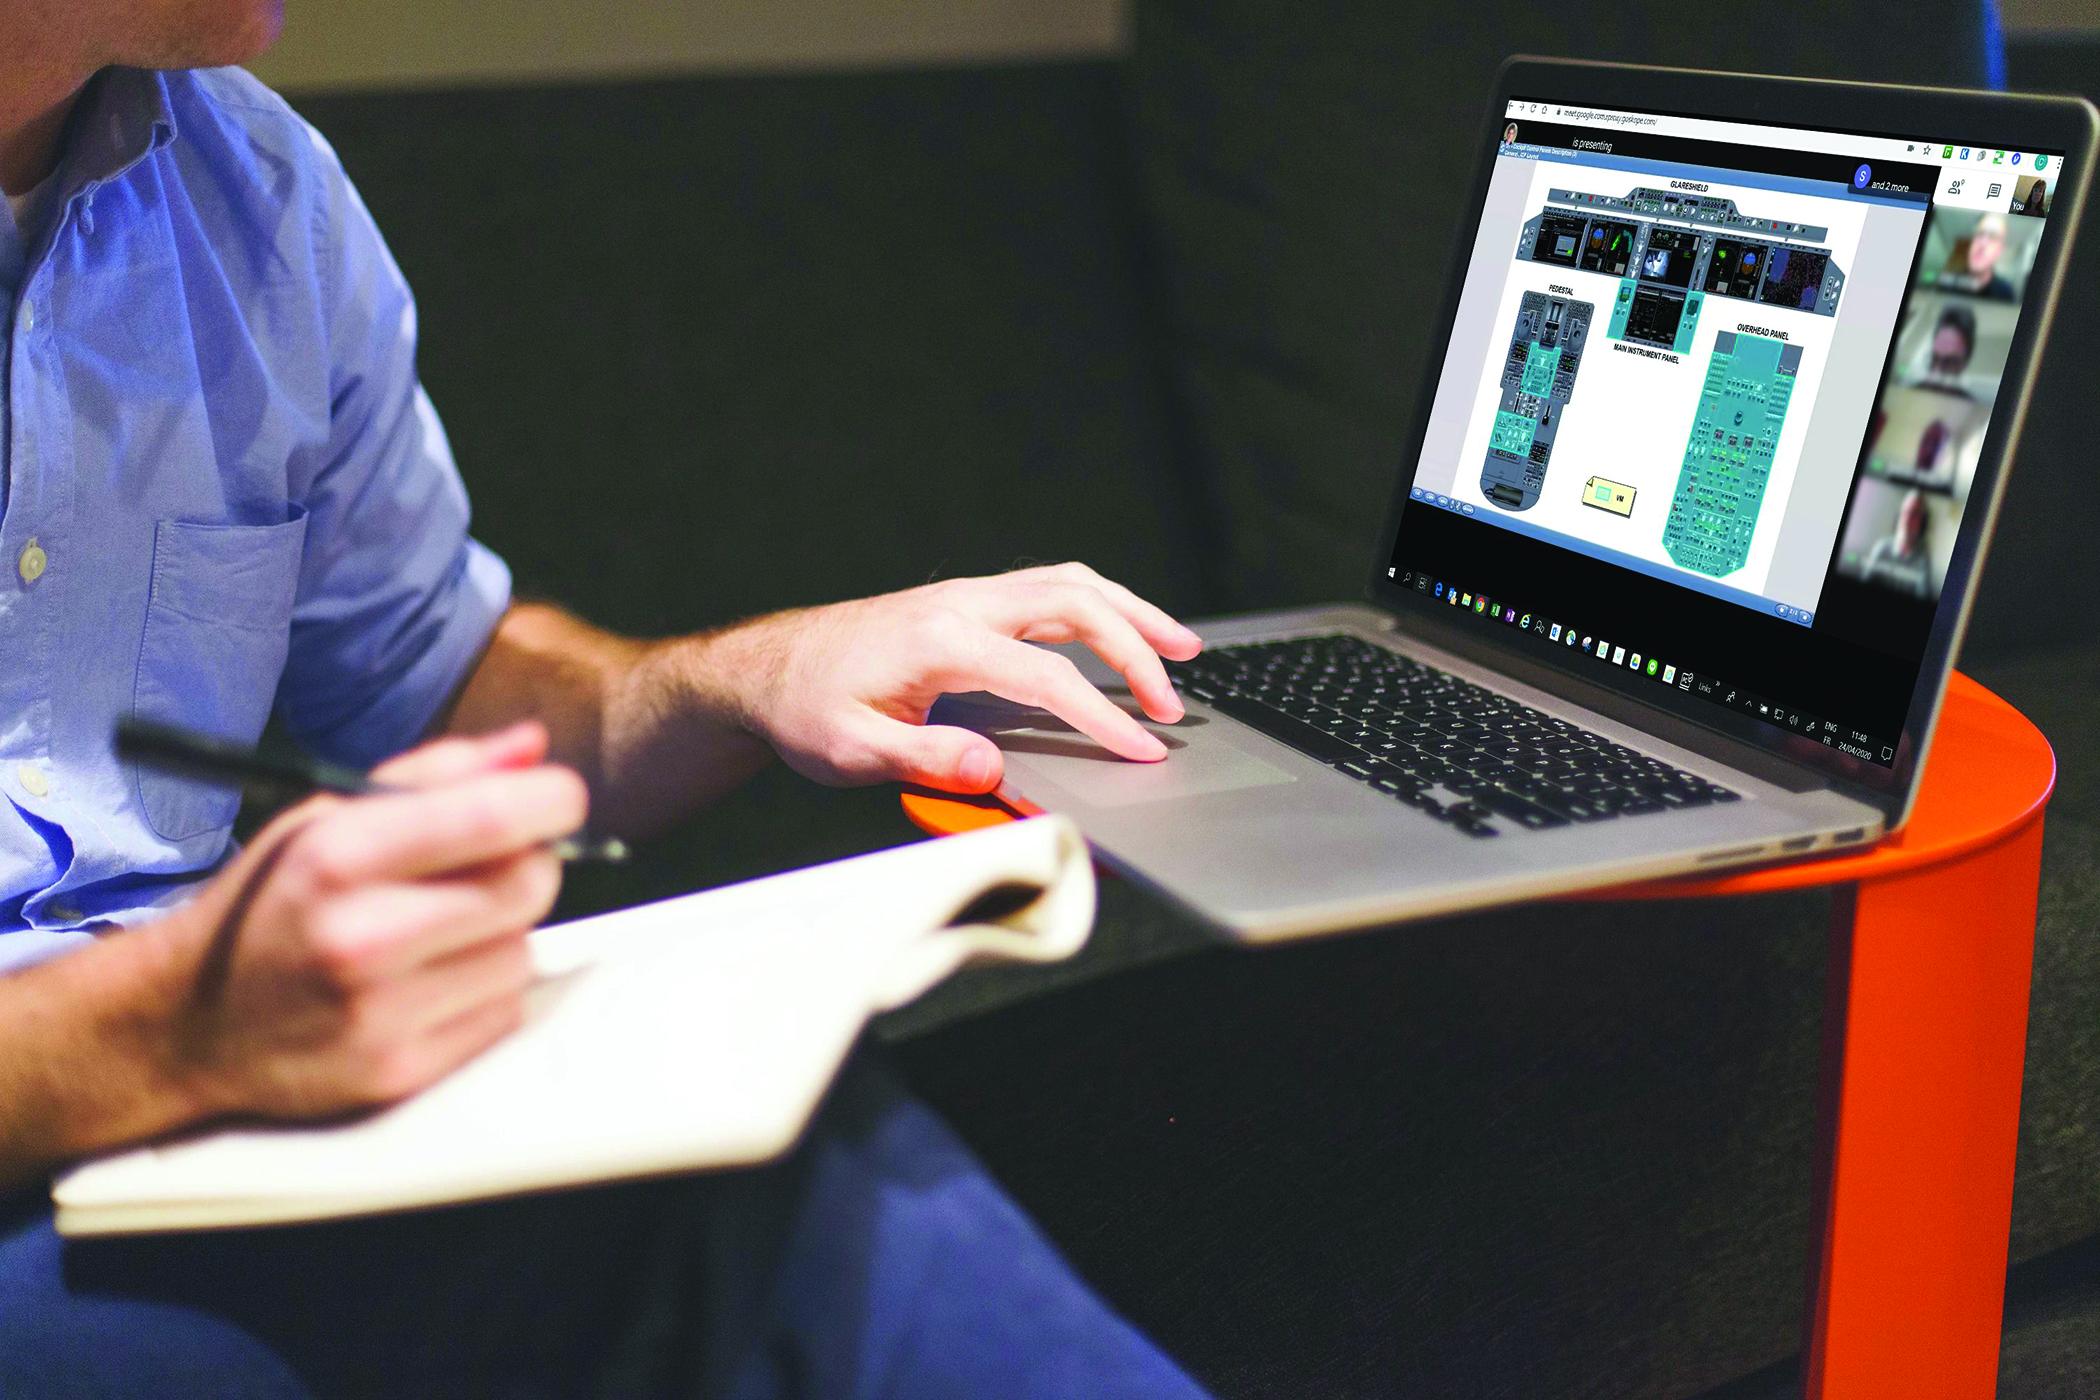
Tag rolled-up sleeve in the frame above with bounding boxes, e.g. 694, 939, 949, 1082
275, 130, 511, 766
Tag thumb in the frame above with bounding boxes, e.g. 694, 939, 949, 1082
870, 720, 1005, 794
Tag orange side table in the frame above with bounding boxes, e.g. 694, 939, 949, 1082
902, 671, 2054, 1400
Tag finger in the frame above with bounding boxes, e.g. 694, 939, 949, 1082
313, 852, 562, 982
467, 721, 551, 772
972, 638, 1167, 762
397, 929, 536, 1034
376, 994, 527, 1103
241, 792, 340, 865
373, 722, 550, 788
295, 767, 588, 888
1011, 563, 1202, 661
988, 582, 1184, 723
855, 717, 1005, 793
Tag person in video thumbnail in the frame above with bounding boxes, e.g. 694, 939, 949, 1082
1862, 489, 1935, 598
1925, 303, 1977, 383
1504, 121, 1519, 146
1946, 211, 2016, 299
2013, 176, 2049, 217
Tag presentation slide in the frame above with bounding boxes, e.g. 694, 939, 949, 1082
1411, 151, 1918, 619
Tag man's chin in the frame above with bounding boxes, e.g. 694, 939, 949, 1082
141, 2, 284, 71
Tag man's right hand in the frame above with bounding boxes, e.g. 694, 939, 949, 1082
153, 722, 587, 1121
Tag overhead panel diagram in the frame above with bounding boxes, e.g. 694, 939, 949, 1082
1480, 291, 1593, 511
1663, 331, 1803, 577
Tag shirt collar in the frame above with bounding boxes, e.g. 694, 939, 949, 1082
56, 67, 179, 207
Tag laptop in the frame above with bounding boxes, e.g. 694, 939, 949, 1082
942, 58, 2096, 941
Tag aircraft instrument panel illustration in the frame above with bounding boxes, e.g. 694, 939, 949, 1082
1516, 188, 1845, 354
1480, 291, 1594, 511
1663, 330, 1804, 577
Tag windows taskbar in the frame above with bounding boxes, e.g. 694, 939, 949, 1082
1389, 566, 1898, 766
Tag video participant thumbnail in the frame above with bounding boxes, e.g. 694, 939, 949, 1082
1834, 203, 2034, 604
1920, 208, 2042, 301
1838, 478, 1956, 599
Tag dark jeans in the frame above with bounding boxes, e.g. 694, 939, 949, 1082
0, 1056, 1206, 1398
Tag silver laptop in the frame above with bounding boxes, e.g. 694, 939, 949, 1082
944, 59, 2096, 941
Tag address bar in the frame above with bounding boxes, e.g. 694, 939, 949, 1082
1508, 98, 1927, 165
1553, 106, 1659, 130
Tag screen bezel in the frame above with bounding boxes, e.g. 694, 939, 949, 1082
1365, 56, 2097, 821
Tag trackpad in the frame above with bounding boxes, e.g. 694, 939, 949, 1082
933, 693, 1298, 809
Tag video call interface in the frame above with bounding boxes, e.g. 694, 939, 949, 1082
1388, 100, 2061, 770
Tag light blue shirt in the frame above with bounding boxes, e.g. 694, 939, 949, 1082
0, 68, 511, 972
1, 186, 23, 518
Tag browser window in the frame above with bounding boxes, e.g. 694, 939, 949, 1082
1387, 99, 2064, 769
1412, 108, 1933, 624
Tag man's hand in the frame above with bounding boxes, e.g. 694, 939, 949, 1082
445, 562, 1203, 834
154, 722, 585, 1121
0, 723, 586, 1187
713, 563, 1204, 793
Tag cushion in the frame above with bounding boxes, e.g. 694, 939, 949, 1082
292, 63, 1206, 638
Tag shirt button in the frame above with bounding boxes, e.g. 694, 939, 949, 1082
17, 538, 47, 583
18, 762, 50, 798
18, 302, 32, 332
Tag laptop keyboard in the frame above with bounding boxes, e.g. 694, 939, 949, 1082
1166, 634, 1738, 839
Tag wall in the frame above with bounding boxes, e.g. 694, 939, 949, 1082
250, 0, 1128, 92
2001, 0, 2100, 33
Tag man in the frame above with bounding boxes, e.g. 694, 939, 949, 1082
1861, 488, 1935, 598
1924, 302, 1977, 382
1948, 210, 2017, 299
0, 2, 1210, 1393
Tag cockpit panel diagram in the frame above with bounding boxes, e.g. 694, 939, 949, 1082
1518, 188, 1846, 354
1480, 291, 1593, 512
1663, 330, 1804, 577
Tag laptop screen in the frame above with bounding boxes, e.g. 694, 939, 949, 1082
1385, 99, 2064, 771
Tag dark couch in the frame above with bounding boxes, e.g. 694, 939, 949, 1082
290, 4, 2099, 1394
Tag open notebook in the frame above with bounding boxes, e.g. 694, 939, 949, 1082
54, 816, 1093, 1236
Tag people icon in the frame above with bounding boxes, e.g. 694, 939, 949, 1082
1862, 489, 1935, 598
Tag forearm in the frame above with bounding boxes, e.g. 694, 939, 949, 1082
0, 923, 212, 1192
444, 602, 777, 836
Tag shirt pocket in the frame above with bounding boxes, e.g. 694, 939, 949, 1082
132, 509, 310, 844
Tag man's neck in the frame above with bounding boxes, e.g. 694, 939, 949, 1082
0, 68, 90, 196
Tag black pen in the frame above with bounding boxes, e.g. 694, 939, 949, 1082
113, 717, 631, 864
